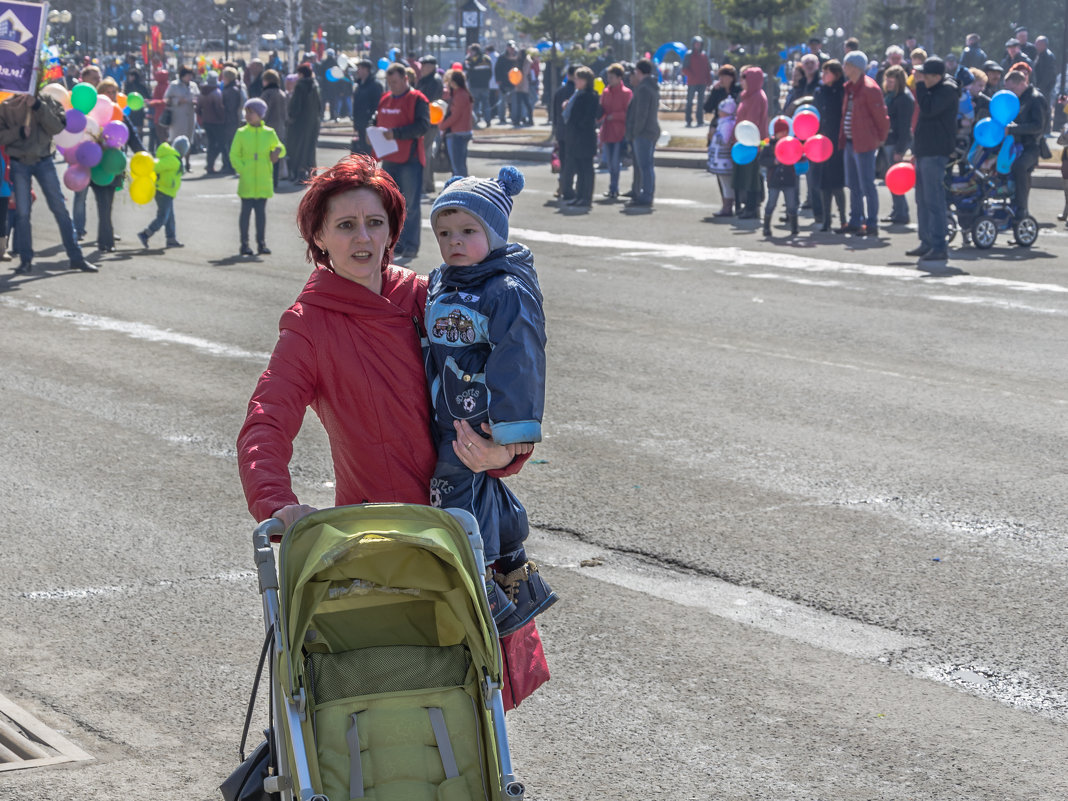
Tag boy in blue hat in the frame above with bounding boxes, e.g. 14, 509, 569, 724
427, 166, 557, 636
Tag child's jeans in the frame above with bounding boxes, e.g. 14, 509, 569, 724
430, 444, 528, 566
145, 193, 176, 241
240, 197, 267, 246
765, 185, 798, 217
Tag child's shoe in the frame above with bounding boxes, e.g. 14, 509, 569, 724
137, 230, 150, 249
485, 569, 517, 628
493, 561, 558, 637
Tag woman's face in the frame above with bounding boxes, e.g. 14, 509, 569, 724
314, 188, 392, 293
822, 69, 836, 86
885, 75, 897, 93
721, 73, 733, 88
607, 72, 620, 87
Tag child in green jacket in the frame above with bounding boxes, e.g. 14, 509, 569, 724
230, 98, 285, 256
137, 135, 188, 249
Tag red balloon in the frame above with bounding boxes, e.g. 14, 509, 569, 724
803, 134, 833, 163
792, 111, 819, 140
885, 162, 916, 195
774, 136, 803, 166
451, 62, 463, 71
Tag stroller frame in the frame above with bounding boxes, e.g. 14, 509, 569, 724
250, 505, 526, 801
945, 144, 1039, 250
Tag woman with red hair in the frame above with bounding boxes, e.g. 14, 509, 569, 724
237, 154, 516, 528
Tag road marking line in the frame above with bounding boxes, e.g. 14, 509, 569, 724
19, 571, 256, 600
526, 527, 922, 660
510, 225, 1068, 296
0, 297, 270, 362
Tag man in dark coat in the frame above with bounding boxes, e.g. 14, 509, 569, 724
1032, 37, 1057, 102
494, 42, 519, 126
286, 63, 322, 182
464, 44, 493, 126
351, 60, 383, 156
907, 57, 958, 262
1002, 40, 1032, 74
198, 73, 225, 173
416, 56, 444, 194
552, 65, 577, 200
625, 58, 660, 207
960, 34, 987, 70
220, 68, 244, 174
1003, 69, 1049, 219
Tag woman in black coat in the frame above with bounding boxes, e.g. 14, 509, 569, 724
882, 65, 914, 224
702, 64, 740, 137
562, 66, 600, 208
286, 64, 322, 182
813, 60, 846, 231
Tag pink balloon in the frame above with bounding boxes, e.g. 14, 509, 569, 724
792, 111, 819, 140
63, 165, 91, 192
774, 136, 803, 166
89, 95, 114, 126
102, 120, 129, 148
803, 134, 833, 163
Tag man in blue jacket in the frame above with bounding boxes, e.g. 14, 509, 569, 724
906, 57, 958, 263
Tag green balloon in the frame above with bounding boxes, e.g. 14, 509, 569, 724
100, 147, 127, 174
90, 163, 116, 187
71, 82, 98, 114
127, 91, 145, 111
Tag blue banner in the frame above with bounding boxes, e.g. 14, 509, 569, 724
0, 0, 47, 94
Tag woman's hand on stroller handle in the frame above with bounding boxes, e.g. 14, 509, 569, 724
273, 504, 320, 533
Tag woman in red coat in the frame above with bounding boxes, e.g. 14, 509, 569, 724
237, 155, 516, 528
598, 63, 632, 199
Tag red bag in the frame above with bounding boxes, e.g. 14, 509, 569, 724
499, 619, 550, 711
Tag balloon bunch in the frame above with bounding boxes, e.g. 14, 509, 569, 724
128, 151, 158, 205
44, 83, 133, 192
973, 90, 1021, 149
731, 104, 831, 172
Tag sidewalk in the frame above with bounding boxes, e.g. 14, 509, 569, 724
317, 105, 1063, 188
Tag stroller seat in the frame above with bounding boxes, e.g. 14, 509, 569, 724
308, 645, 485, 801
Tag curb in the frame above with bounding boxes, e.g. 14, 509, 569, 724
317, 135, 1062, 189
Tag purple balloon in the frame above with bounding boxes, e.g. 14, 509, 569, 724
75, 140, 102, 168
64, 108, 87, 134
63, 165, 91, 192
102, 120, 129, 149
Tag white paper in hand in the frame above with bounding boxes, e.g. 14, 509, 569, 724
367, 127, 399, 158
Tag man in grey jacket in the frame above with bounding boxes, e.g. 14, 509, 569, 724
0, 92, 96, 275
625, 59, 660, 208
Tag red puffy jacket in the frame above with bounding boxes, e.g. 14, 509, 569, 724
238, 264, 435, 522
839, 75, 890, 153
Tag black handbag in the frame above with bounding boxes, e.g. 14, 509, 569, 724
220, 627, 278, 801
431, 133, 452, 172
159, 107, 173, 126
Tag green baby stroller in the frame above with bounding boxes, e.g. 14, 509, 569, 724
243, 503, 525, 801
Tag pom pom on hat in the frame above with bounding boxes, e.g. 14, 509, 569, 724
171, 135, 190, 157
431, 166, 526, 252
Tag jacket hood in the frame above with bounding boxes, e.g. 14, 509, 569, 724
295, 264, 419, 318
435, 243, 541, 302
156, 141, 179, 159
742, 67, 765, 94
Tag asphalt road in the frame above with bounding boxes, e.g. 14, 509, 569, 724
1, 150, 1066, 800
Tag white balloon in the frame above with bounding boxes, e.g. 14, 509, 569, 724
735, 120, 760, 147
53, 127, 82, 148
85, 117, 101, 137
337, 54, 349, 69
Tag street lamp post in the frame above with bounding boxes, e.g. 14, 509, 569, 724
213, 0, 231, 62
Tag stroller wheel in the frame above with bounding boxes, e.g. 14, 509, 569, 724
1013, 215, 1039, 248
971, 215, 998, 249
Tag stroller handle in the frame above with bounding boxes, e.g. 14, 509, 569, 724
253, 518, 284, 593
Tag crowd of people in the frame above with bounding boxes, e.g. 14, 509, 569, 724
2, 24, 1064, 275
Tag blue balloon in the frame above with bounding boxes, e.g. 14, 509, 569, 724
974, 117, 1005, 148
794, 103, 819, 121
795, 159, 809, 175
731, 142, 758, 165
377, 57, 390, 71
989, 90, 1020, 125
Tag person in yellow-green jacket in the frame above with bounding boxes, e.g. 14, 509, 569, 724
137, 135, 188, 249
230, 98, 286, 256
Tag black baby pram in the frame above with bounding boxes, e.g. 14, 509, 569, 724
945, 140, 1039, 250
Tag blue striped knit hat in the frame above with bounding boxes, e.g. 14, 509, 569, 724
431, 166, 525, 251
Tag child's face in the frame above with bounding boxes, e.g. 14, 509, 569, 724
245, 109, 263, 125
434, 210, 491, 267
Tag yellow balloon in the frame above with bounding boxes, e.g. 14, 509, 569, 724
594, 77, 605, 94
130, 176, 156, 205
129, 151, 155, 178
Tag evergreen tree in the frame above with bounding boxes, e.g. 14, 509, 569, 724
709, 0, 816, 73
